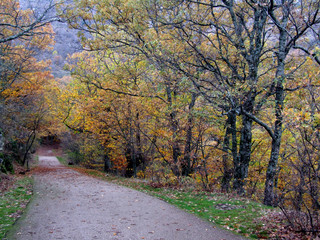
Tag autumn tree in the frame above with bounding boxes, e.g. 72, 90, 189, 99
0, 0, 59, 92
252, 0, 320, 206
150, 0, 320, 202
59, 51, 150, 175
0, 0, 58, 169
61, 0, 211, 179
272, 58, 320, 234
129, 0, 272, 194
61, 0, 273, 192
57, 47, 206, 180
2, 66, 54, 168
58, 0, 320, 212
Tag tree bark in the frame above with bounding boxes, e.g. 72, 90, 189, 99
103, 153, 112, 173
233, 92, 255, 194
233, 114, 253, 194
264, 10, 287, 204
23, 130, 36, 170
182, 92, 198, 176
264, 74, 285, 205
221, 110, 237, 192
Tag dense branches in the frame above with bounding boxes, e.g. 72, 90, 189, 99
0, 0, 61, 169
52, 0, 320, 217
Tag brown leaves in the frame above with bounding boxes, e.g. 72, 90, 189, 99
31, 166, 67, 175
256, 210, 320, 240
0, 173, 14, 193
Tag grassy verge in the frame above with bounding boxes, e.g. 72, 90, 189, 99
57, 152, 275, 239
0, 176, 33, 239
56, 156, 68, 165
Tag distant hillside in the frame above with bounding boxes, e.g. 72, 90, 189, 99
19, 0, 82, 78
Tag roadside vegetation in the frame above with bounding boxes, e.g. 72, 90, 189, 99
0, 176, 33, 239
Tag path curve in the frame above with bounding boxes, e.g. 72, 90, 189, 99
7, 155, 246, 240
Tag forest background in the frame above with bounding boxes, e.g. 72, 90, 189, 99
1, 0, 320, 237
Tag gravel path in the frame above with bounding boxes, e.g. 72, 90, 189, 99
7, 155, 246, 240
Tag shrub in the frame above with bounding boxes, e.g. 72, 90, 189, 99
0, 153, 14, 174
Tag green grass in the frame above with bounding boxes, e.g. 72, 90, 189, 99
150, 190, 271, 239
57, 156, 68, 165
33, 155, 39, 166
109, 179, 273, 239
0, 176, 33, 239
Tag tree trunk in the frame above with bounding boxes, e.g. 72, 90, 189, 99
264, 75, 284, 205
233, 92, 255, 195
264, 18, 287, 205
103, 153, 112, 173
264, 131, 282, 206
182, 93, 198, 176
125, 144, 136, 177
233, 114, 253, 194
22, 130, 36, 170
221, 110, 237, 192
136, 112, 144, 172
222, 130, 231, 192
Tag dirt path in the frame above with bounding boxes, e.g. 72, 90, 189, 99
6, 154, 246, 240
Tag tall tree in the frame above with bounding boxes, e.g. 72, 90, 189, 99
0, 0, 59, 92
141, 0, 270, 193
261, 0, 320, 206
62, 0, 206, 177
0, 0, 58, 168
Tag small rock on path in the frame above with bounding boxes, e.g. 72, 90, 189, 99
6, 155, 247, 240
